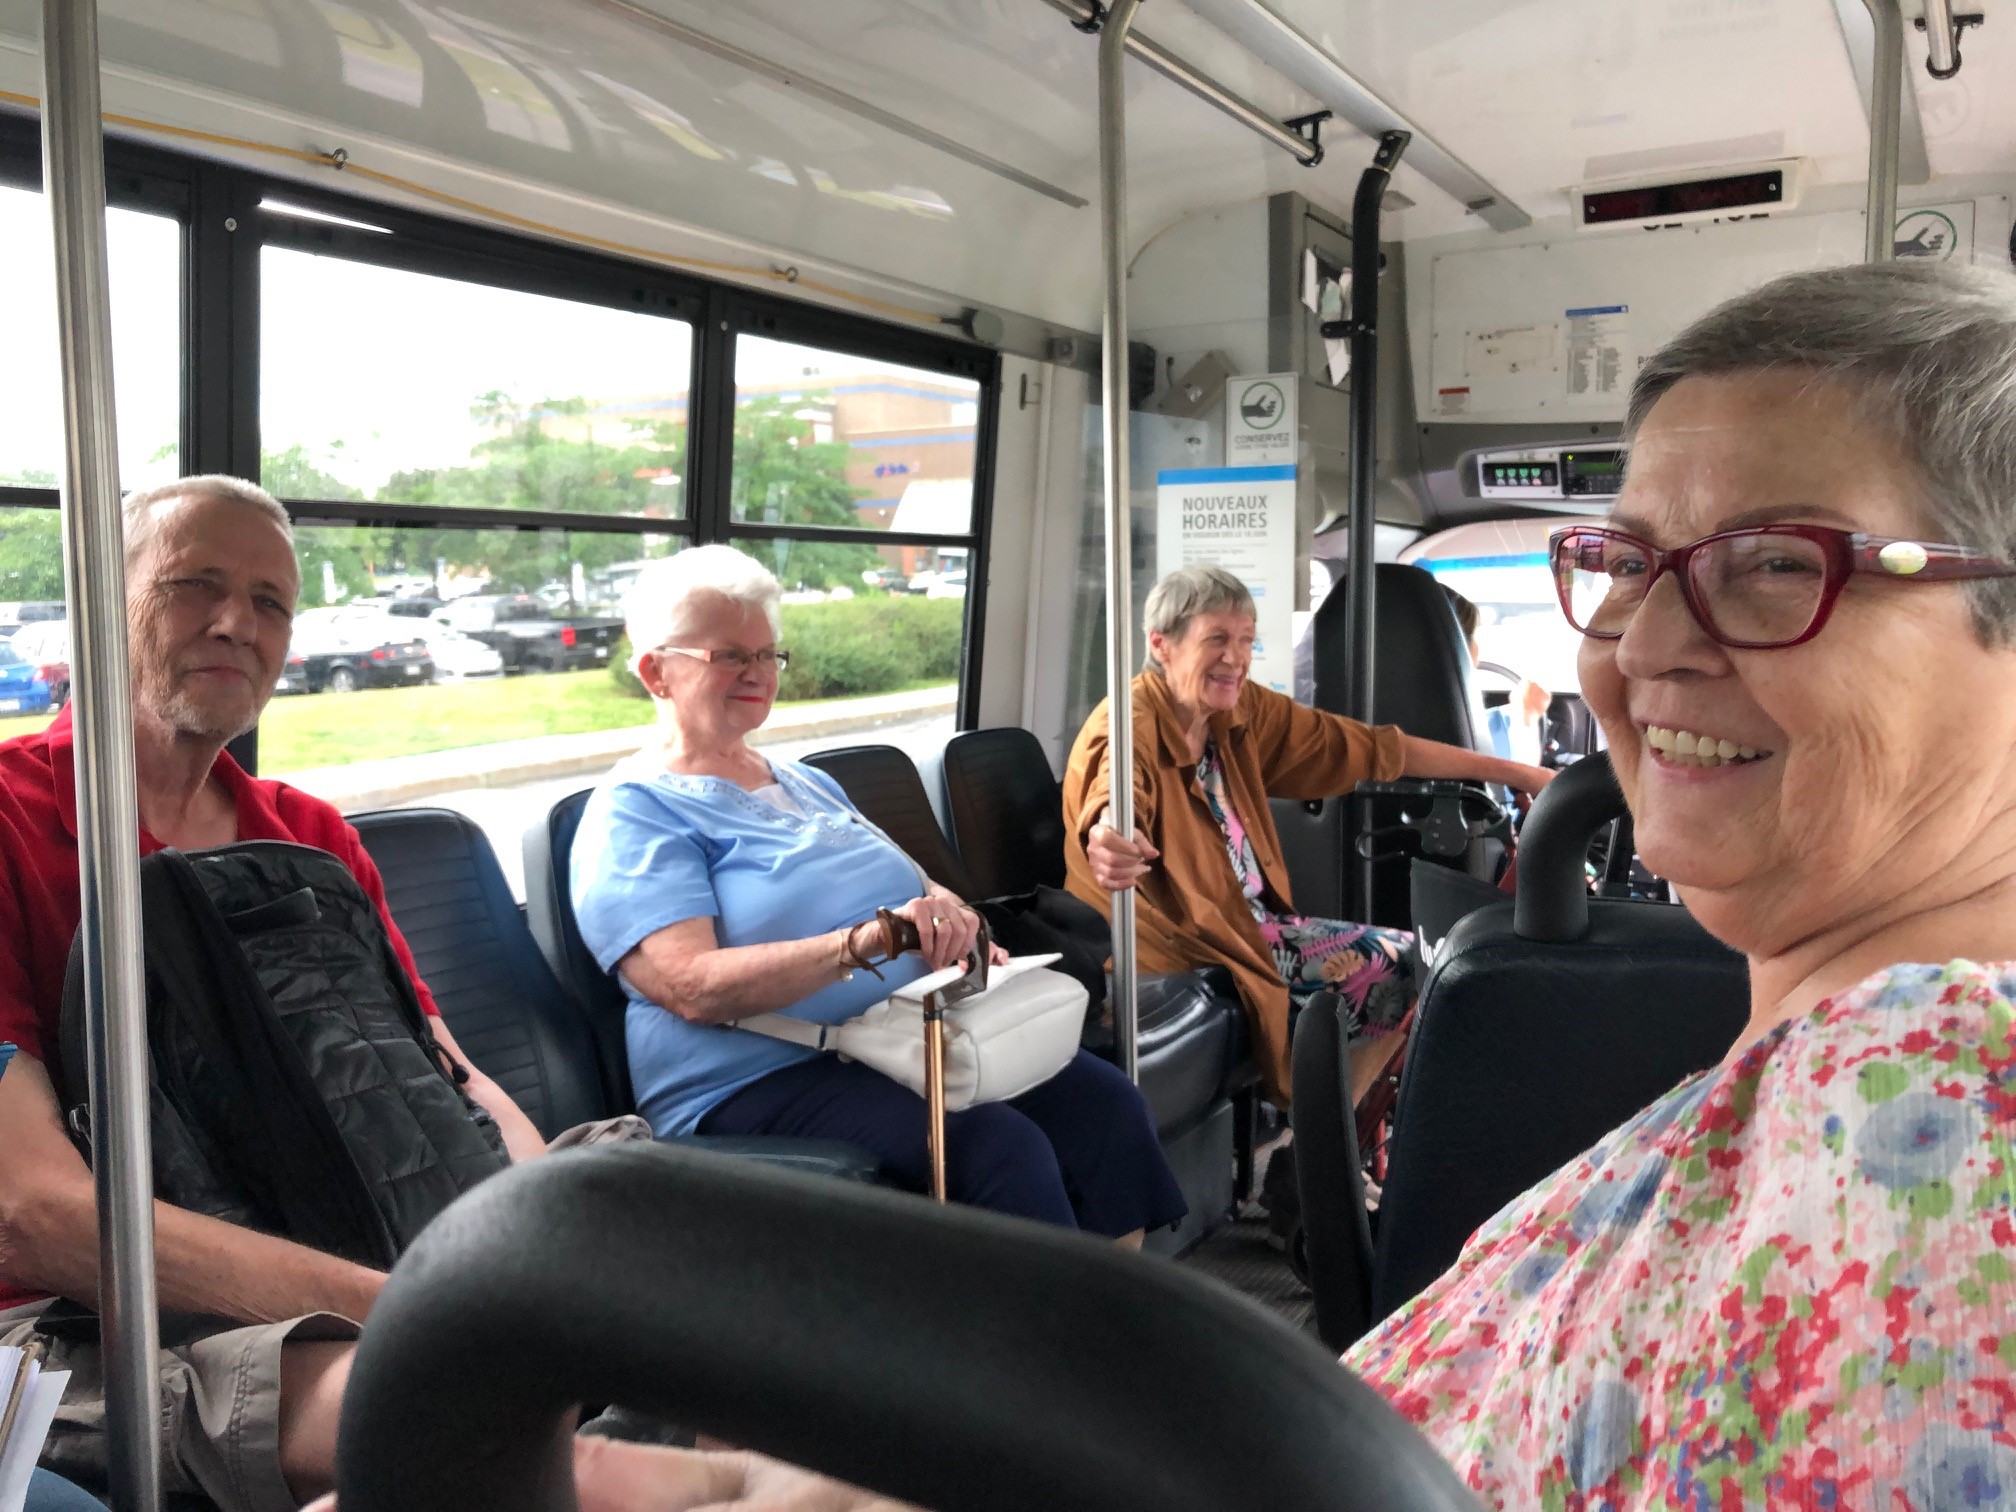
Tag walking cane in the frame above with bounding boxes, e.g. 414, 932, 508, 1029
920, 919, 993, 1203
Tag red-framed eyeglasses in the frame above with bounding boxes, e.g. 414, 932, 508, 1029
1548, 523, 2016, 650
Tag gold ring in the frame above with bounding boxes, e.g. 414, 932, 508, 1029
931, 916, 945, 927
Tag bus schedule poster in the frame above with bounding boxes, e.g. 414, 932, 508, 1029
1154, 464, 1297, 695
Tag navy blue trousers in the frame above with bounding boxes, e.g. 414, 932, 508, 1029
699, 1049, 1187, 1237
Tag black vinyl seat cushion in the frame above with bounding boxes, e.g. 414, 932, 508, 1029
1372, 897, 1748, 1320
352, 807, 612, 1142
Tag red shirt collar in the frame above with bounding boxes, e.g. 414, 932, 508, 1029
41, 705, 280, 846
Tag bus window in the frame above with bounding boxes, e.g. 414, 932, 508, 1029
1402, 518, 1587, 695
260, 246, 693, 518
727, 335, 983, 760
0, 185, 180, 490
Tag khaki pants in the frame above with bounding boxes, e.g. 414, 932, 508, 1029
0, 1303, 357, 1512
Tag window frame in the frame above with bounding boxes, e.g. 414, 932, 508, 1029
0, 104, 1000, 741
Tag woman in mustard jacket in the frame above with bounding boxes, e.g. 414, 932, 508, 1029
1062, 564, 1551, 1106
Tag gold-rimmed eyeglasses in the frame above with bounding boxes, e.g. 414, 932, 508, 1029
657, 645, 790, 672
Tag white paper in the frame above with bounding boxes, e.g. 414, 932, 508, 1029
0, 1357, 72, 1512
1564, 305, 1633, 397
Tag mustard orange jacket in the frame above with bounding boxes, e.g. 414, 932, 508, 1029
1061, 670, 1405, 1106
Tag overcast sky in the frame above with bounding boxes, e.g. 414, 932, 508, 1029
1, 190, 969, 495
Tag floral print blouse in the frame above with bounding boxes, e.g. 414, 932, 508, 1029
1344, 958, 2016, 1510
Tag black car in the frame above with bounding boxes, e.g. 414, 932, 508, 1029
279, 609, 436, 694
433, 593, 623, 674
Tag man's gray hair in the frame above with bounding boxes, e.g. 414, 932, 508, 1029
123, 474, 293, 568
1627, 260, 2016, 643
624, 545, 783, 676
1142, 563, 1256, 672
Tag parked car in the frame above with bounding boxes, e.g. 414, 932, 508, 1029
413, 625, 503, 681
345, 598, 498, 678
923, 569, 968, 600
8, 621, 70, 707
861, 566, 909, 593
432, 593, 623, 674
279, 608, 435, 694
0, 640, 54, 717
0, 601, 65, 640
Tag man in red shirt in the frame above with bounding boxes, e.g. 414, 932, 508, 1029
0, 476, 904, 1512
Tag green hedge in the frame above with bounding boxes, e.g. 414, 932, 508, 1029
611, 593, 964, 701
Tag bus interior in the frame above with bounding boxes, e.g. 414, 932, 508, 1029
1, 0, 2011, 1504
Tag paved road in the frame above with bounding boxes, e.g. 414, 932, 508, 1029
398, 711, 956, 899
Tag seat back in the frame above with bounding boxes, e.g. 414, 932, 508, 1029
1306, 563, 1491, 926
339, 1144, 1484, 1512
522, 788, 635, 1116
351, 808, 612, 1141
1370, 756, 1749, 1320
937, 727, 1066, 898
800, 744, 973, 895
1312, 562, 1478, 749
1290, 993, 1374, 1353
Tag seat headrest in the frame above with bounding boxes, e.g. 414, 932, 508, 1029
1311, 562, 1477, 752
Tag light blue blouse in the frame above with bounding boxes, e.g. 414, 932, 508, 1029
570, 753, 930, 1136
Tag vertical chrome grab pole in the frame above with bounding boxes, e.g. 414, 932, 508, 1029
1861, 0, 1903, 262
1099, 0, 1143, 1083
41, 2, 163, 1507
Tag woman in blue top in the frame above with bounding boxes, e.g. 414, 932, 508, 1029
572, 546, 1184, 1239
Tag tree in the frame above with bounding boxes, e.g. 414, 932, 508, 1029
729, 396, 879, 590
263, 446, 374, 608
0, 507, 65, 601
259, 387, 879, 606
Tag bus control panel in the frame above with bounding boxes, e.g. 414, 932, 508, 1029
1475, 446, 1627, 503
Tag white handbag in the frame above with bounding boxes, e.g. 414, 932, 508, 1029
732, 952, 1088, 1112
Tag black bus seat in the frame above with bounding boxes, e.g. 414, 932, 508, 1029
810, 737, 1249, 1117
936, 726, 1067, 897
337, 1143, 1482, 1512
1287, 755, 1749, 1343
353, 805, 879, 1182
927, 727, 1252, 1093
798, 743, 976, 894
352, 807, 613, 1141
806, 738, 1249, 1249
1301, 561, 1498, 928
1289, 992, 1374, 1353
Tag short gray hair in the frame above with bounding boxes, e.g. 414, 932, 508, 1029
1627, 260, 2016, 643
1142, 563, 1256, 672
623, 545, 783, 674
123, 474, 293, 568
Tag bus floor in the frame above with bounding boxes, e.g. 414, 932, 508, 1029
1178, 1217, 1315, 1333
1176, 1132, 1315, 1334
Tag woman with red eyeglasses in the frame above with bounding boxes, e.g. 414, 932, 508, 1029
1343, 261, 2016, 1509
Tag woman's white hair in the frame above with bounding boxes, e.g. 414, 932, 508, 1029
624, 546, 783, 673
1141, 563, 1256, 673
123, 475, 293, 568
1628, 260, 2016, 644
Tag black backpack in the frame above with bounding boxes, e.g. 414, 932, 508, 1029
56, 842, 509, 1272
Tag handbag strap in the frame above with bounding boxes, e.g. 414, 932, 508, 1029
731, 1013, 844, 1050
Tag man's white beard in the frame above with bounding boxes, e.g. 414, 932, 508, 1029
143, 673, 258, 745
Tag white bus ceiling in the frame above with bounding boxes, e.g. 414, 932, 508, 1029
0, 0, 2010, 346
